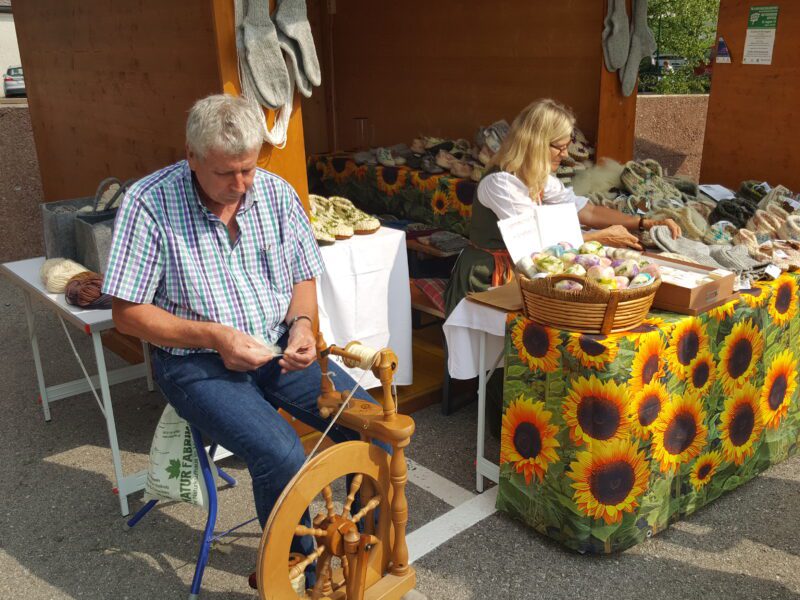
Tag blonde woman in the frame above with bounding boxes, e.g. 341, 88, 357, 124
443, 98, 680, 315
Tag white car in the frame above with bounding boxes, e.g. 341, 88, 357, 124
3, 66, 25, 97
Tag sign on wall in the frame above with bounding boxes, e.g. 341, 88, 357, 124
743, 5, 780, 65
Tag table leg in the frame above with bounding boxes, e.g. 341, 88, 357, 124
91, 332, 130, 516
23, 291, 51, 422
476, 331, 487, 493
141, 340, 154, 392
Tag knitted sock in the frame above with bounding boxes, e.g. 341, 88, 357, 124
275, 0, 321, 95
650, 226, 723, 268
242, 0, 291, 109
620, 0, 657, 97
709, 245, 769, 273
602, 0, 631, 71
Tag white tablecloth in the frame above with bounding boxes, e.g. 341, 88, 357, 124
317, 227, 412, 388
442, 298, 506, 380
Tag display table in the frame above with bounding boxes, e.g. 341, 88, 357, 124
1, 257, 154, 516
497, 274, 800, 553
317, 226, 413, 389
309, 154, 476, 236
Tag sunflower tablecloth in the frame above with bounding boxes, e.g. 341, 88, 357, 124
308, 155, 476, 236
497, 274, 800, 554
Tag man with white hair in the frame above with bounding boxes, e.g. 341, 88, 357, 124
103, 94, 372, 589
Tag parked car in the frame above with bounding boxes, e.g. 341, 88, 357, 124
653, 54, 688, 71
3, 66, 25, 98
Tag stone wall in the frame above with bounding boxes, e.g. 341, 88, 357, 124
634, 94, 709, 182
0, 104, 43, 262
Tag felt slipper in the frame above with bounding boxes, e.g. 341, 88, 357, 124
436, 150, 456, 170
411, 138, 426, 154
779, 215, 800, 241
376, 147, 395, 167
421, 154, 444, 174
449, 160, 473, 179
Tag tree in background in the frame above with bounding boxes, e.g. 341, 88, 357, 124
640, 0, 720, 94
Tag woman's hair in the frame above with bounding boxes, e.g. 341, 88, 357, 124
186, 94, 264, 159
489, 98, 575, 199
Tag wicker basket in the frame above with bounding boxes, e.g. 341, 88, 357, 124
518, 273, 661, 334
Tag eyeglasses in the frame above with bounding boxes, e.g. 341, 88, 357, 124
549, 141, 570, 155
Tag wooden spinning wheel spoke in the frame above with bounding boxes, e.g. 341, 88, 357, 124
350, 495, 381, 524
321, 485, 336, 519
288, 545, 326, 580
311, 551, 334, 599
295, 525, 327, 538
342, 474, 363, 519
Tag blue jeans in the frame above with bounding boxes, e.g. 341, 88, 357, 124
150, 338, 377, 561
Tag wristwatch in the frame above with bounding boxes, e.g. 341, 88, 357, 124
288, 314, 313, 329
638, 217, 647, 232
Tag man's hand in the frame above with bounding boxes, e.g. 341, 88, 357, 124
279, 319, 317, 373
213, 324, 275, 372
584, 225, 643, 250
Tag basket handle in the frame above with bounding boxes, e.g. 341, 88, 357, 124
93, 177, 122, 212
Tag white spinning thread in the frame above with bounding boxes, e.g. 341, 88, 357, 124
340, 342, 382, 370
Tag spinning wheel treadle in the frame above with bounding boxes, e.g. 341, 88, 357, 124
256, 335, 420, 600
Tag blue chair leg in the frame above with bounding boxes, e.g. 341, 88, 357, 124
208, 443, 237, 488
124, 499, 159, 530
188, 426, 219, 600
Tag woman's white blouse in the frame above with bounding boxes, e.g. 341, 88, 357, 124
476, 171, 589, 220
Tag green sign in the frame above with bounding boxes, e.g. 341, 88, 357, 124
748, 6, 779, 29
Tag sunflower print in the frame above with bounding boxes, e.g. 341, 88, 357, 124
315, 159, 331, 179
627, 316, 670, 348
375, 166, 407, 196
708, 299, 737, 321
760, 350, 798, 430
430, 189, 450, 215
329, 157, 357, 184
739, 286, 769, 308
630, 381, 669, 440
686, 351, 716, 396
567, 439, 650, 525
650, 394, 708, 473
511, 319, 561, 373
718, 319, 764, 394
719, 383, 764, 465
445, 179, 476, 218
563, 376, 631, 445
500, 396, 560, 485
689, 451, 723, 491
767, 275, 798, 327
566, 333, 619, 369
410, 170, 441, 192
666, 317, 709, 381
353, 164, 368, 181
629, 333, 666, 394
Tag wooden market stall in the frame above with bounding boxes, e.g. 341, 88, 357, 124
13, 0, 639, 420
303, 0, 636, 161
701, 0, 800, 191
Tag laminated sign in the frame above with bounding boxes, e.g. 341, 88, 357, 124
743, 6, 779, 65
144, 405, 215, 507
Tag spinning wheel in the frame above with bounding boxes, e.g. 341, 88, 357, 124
256, 335, 418, 600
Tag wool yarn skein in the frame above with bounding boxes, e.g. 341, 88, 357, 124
40, 258, 89, 293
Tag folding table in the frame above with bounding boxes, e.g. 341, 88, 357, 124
2, 256, 154, 516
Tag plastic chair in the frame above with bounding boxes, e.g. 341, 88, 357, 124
125, 426, 254, 599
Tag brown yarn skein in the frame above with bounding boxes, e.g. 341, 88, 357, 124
64, 271, 112, 309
